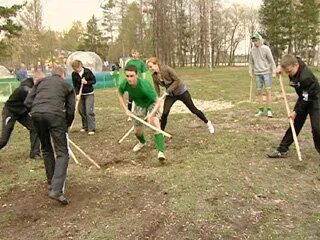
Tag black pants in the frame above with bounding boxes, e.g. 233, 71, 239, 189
32, 113, 69, 195
161, 90, 208, 130
0, 106, 40, 157
128, 95, 133, 111
278, 99, 320, 154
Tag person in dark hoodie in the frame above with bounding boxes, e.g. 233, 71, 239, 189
267, 54, 320, 158
0, 72, 43, 159
71, 60, 96, 135
25, 66, 75, 205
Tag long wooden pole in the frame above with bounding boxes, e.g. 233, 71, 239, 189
69, 147, 80, 165
129, 114, 172, 138
118, 93, 169, 143
70, 81, 84, 130
68, 138, 101, 169
118, 126, 134, 144
249, 76, 253, 102
279, 75, 302, 161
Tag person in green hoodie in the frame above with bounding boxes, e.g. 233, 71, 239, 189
125, 49, 148, 117
118, 65, 166, 162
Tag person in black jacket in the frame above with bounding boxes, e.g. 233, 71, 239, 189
0, 73, 43, 159
25, 66, 75, 205
71, 60, 96, 135
268, 54, 320, 158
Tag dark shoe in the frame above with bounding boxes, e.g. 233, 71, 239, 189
267, 150, 288, 158
49, 191, 70, 205
30, 154, 42, 160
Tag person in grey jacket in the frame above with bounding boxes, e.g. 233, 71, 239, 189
25, 66, 75, 205
147, 57, 214, 134
249, 32, 276, 117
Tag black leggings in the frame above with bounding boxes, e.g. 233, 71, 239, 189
161, 90, 208, 130
128, 95, 133, 111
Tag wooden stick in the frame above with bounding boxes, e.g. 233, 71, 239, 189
118, 126, 134, 144
69, 147, 80, 165
68, 138, 101, 169
118, 93, 169, 143
279, 75, 302, 161
129, 114, 172, 138
249, 76, 253, 102
70, 82, 84, 130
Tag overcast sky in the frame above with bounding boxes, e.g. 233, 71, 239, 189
1, 0, 262, 31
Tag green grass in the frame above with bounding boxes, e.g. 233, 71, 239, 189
1, 66, 320, 239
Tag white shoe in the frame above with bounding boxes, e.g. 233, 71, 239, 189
255, 110, 264, 117
127, 116, 132, 122
80, 128, 86, 132
88, 131, 95, 135
158, 151, 166, 162
267, 110, 273, 118
133, 142, 146, 152
207, 120, 215, 134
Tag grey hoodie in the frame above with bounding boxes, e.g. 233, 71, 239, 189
249, 44, 276, 76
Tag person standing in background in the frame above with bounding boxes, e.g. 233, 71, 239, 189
71, 60, 96, 135
16, 63, 28, 81
249, 32, 276, 118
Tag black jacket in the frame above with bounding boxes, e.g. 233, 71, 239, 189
5, 78, 34, 115
24, 74, 75, 127
71, 67, 96, 95
289, 58, 320, 114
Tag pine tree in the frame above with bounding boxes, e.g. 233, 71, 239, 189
0, 4, 23, 58
259, 0, 294, 63
80, 15, 107, 58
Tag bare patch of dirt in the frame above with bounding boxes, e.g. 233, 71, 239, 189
169, 99, 234, 114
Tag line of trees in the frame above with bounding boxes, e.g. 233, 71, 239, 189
0, 0, 319, 70
260, 0, 320, 64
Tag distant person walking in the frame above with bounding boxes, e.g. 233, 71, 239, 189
25, 67, 75, 205
249, 32, 276, 117
147, 57, 214, 134
16, 63, 28, 81
71, 60, 96, 135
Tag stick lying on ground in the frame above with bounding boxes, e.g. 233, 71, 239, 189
70, 81, 84, 130
279, 75, 302, 161
68, 138, 101, 169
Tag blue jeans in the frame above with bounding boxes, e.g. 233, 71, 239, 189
255, 74, 272, 90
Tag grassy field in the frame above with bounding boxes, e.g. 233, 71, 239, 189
1, 67, 320, 239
